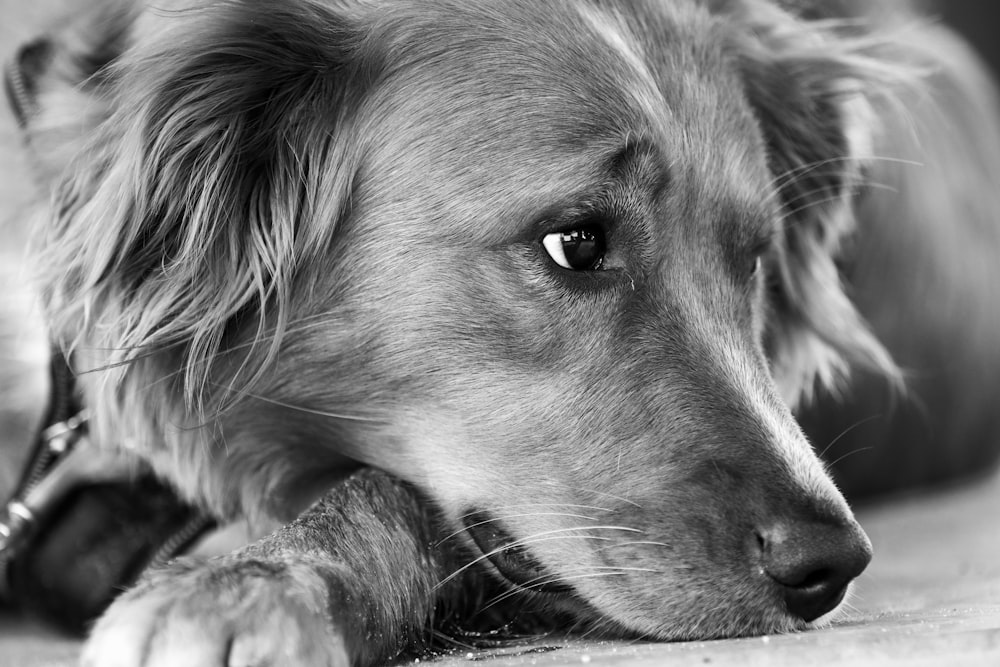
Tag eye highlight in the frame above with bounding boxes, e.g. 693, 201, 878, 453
542, 226, 606, 271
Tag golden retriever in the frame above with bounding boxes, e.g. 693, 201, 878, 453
2, 0, 999, 665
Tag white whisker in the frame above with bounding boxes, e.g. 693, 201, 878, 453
435, 526, 643, 589
539, 481, 641, 509
481, 571, 640, 612
436, 511, 603, 547
458, 503, 614, 517
227, 391, 380, 421
594, 540, 670, 551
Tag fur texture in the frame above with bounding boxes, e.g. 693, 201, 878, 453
3, 0, 1000, 665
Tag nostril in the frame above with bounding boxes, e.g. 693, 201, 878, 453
758, 520, 872, 622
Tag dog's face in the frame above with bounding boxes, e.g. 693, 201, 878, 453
36, 0, 897, 642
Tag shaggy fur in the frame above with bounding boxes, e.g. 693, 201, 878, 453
3, 0, 999, 665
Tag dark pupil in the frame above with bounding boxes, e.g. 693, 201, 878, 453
560, 228, 604, 270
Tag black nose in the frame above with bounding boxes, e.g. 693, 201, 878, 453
758, 520, 872, 622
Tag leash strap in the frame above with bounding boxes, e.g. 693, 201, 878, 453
0, 352, 216, 634
0, 350, 216, 634
3, 37, 48, 130
2, 43, 216, 634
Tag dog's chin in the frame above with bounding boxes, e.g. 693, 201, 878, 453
588, 581, 809, 642
805, 585, 854, 630
458, 508, 814, 642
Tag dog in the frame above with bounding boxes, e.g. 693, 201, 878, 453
2, 0, 1000, 665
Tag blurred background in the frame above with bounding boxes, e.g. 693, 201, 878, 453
936, 2, 1000, 75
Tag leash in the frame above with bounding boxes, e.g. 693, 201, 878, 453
2, 37, 45, 130
0, 351, 216, 634
2, 44, 215, 634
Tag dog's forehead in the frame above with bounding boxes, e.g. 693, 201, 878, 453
360, 0, 774, 238
371, 1, 661, 141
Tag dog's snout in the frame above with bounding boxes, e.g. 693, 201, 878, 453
756, 519, 872, 622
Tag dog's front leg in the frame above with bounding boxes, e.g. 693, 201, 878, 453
81, 468, 455, 667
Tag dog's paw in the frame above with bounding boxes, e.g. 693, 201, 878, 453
80, 558, 350, 667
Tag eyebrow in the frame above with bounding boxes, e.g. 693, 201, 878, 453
605, 138, 671, 202
518, 139, 669, 237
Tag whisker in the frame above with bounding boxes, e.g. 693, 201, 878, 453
495, 564, 660, 593
847, 588, 869, 605
774, 181, 852, 217
839, 600, 861, 616
859, 181, 901, 195
431, 628, 477, 651
594, 540, 670, 551
435, 526, 643, 589
776, 193, 854, 229
458, 503, 614, 518
576, 618, 606, 642
826, 446, 875, 468
480, 571, 639, 612
436, 511, 603, 547
538, 481, 641, 509
769, 157, 851, 194
218, 389, 379, 422
771, 178, 901, 230
818, 414, 882, 459
768, 154, 923, 199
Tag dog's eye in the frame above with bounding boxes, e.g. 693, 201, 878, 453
542, 226, 606, 271
750, 255, 762, 277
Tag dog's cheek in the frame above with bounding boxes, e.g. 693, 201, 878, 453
345, 257, 616, 492
372, 314, 822, 630
345, 251, 861, 639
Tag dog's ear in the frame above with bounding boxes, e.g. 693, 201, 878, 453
721, 0, 905, 406
38, 0, 375, 404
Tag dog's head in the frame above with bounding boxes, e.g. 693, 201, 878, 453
33, 0, 905, 641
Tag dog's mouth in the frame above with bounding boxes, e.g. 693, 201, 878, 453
462, 511, 573, 595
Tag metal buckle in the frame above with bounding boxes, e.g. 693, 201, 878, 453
0, 411, 131, 598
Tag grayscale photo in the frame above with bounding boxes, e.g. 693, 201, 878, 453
1, 1, 998, 666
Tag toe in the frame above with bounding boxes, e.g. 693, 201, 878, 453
144, 610, 230, 667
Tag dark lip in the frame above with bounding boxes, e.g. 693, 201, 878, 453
462, 510, 574, 595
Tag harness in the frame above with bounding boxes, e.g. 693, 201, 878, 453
1, 46, 214, 634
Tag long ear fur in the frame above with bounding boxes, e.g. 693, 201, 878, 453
37, 0, 375, 411
721, 0, 909, 406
